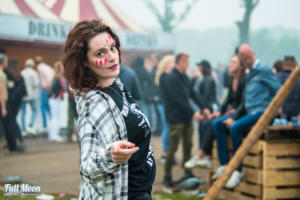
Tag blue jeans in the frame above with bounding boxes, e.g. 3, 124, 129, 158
212, 112, 262, 171
41, 89, 51, 128
157, 104, 169, 152
21, 100, 38, 131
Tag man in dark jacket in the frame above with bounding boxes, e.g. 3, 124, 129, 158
160, 53, 204, 187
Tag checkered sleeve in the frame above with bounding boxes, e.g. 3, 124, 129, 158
79, 97, 119, 184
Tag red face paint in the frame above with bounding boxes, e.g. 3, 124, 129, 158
95, 60, 98, 67
104, 57, 107, 65
107, 34, 112, 43
99, 60, 103, 67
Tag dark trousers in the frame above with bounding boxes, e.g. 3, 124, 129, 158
0, 103, 17, 151
164, 122, 193, 176
198, 119, 214, 156
212, 112, 262, 171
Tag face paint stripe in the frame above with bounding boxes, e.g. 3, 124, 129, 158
99, 60, 103, 67
95, 60, 98, 67
104, 57, 107, 65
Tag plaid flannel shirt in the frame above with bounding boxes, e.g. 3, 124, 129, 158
76, 78, 128, 200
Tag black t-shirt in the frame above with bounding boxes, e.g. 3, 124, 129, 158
107, 81, 156, 193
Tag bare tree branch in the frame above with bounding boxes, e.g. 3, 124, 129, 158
142, 0, 163, 24
142, 0, 200, 32
173, 0, 199, 29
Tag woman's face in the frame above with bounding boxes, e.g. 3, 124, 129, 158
86, 32, 120, 84
229, 55, 241, 77
165, 57, 175, 73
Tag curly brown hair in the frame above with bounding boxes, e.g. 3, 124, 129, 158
62, 20, 121, 95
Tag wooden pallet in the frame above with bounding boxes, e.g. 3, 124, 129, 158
211, 137, 300, 200
263, 125, 300, 141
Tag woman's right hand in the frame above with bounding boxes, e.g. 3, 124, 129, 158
110, 141, 139, 163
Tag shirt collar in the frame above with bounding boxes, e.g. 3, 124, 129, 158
245, 59, 260, 74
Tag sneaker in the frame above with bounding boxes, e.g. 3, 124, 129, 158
184, 156, 212, 169
225, 170, 244, 188
212, 165, 226, 180
196, 156, 212, 168
26, 127, 37, 135
163, 175, 173, 187
184, 156, 202, 169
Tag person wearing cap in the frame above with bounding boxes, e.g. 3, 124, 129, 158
21, 58, 40, 134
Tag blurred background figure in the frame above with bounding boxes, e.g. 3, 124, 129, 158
119, 63, 142, 101
155, 54, 175, 163
21, 58, 40, 135
131, 56, 155, 127
276, 56, 300, 120
5, 57, 27, 144
48, 61, 65, 142
272, 60, 283, 74
35, 56, 54, 133
185, 59, 218, 169
0, 50, 24, 152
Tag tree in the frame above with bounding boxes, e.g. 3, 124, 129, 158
142, 0, 199, 32
236, 0, 260, 44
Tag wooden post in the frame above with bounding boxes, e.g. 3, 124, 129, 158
204, 65, 300, 200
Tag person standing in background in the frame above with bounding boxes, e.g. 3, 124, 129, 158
161, 53, 204, 187
155, 55, 175, 163
21, 58, 40, 135
35, 56, 54, 132
0, 50, 23, 152
5, 57, 27, 144
48, 61, 65, 142
118, 63, 142, 101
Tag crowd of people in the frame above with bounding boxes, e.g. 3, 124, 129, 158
1, 19, 300, 199
119, 44, 300, 189
0, 51, 78, 152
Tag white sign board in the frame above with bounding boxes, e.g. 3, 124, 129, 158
0, 14, 175, 51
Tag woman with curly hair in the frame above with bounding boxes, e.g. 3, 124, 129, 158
62, 20, 155, 200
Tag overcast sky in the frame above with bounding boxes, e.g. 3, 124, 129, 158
112, 0, 300, 31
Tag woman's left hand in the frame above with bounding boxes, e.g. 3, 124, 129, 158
110, 141, 139, 163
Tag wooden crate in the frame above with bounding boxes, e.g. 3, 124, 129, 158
211, 130, 300, 200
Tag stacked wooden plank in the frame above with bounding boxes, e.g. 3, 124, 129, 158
211, 125, 300, 200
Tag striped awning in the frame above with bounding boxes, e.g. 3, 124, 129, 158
0, 0, 60, 21
0, 0, 147, 33
44, 0, 147, 33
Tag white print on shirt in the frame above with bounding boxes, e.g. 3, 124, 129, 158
121, 94, 130, 116
121, 95, 151, 138
146, 143, 154, 167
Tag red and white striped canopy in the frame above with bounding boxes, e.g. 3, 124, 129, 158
0, 0, 59, 21
44, 0, 147, 33
0, 0, 146, 33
